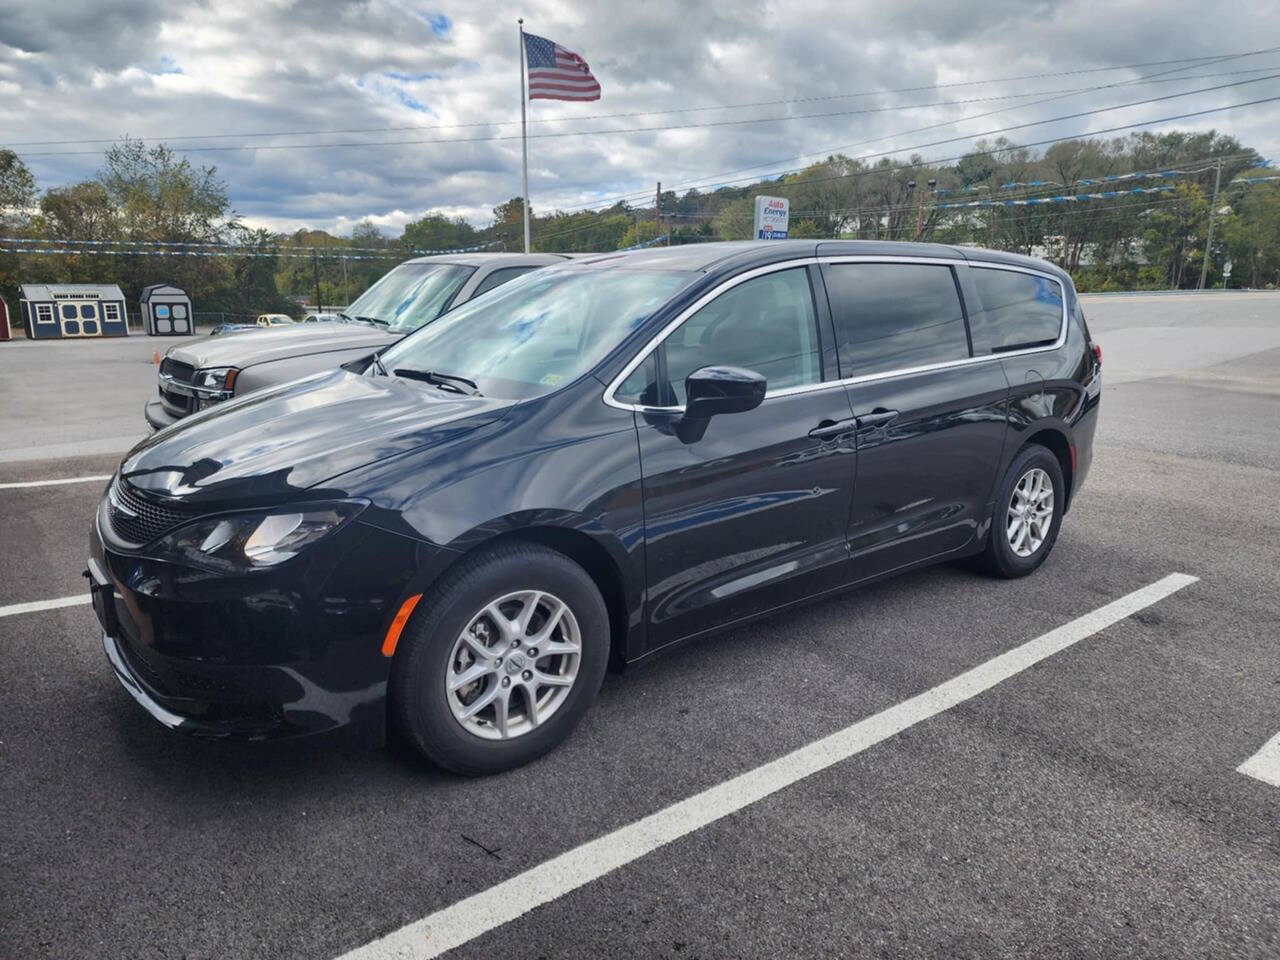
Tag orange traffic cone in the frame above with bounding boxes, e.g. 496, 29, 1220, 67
153, 349, 160, 364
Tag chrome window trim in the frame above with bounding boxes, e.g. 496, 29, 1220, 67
602, 255, 1068, 413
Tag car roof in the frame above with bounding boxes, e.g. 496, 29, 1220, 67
402, 252, 569, 267
569, 239, 1070, 284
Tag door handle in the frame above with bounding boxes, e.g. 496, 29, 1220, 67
856, 408, 899, 429
808, 417, 858, 439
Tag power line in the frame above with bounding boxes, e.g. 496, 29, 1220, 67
543, 49, 1280, 216
527, 98, 1279, 245
14, 65, 1280, 159
657, 155, 1256, 220
8, 51, 1276, 148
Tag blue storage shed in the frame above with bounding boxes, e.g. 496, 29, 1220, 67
19, 283, 129, 339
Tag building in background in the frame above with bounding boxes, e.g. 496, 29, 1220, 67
18, 283, 129, 339
139, 283, 194, 336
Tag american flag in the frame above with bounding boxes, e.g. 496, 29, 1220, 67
523, 32, 601, 101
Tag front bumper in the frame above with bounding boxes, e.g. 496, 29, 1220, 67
88, 511, 435, 746
144, 398, 181, 431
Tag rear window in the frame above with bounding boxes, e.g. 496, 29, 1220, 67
823, 262, 970, 378
967, 267, 1063, 354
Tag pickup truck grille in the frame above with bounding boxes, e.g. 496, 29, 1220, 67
107, 478, 199, 546
159, 357, 195, 384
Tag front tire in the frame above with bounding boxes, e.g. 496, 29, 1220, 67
390, 542, 610, 775
975, 444, 1065, 578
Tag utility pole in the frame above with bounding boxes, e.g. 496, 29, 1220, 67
312, 252, 322, 312
1198, 158, 1223, 290
916, 178, 936, 241
341, 256, 349, 307
655, 181, 662, 244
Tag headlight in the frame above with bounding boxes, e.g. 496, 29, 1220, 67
152, 501, 366, 572
192, 367, 239, 395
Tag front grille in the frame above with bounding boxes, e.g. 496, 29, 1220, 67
160, 386, 195, 415
107, 478, 199, 546
159, 357, 195, 383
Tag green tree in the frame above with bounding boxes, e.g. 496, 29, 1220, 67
0, 149, 36, 219
1223, 184, 1280, 288
402, 212, 477, 252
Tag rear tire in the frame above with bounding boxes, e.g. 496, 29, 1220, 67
389, 542, 610, 775
975, 444, 1065, 578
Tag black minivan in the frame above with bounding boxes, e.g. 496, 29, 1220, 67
89, 240, 1100, 774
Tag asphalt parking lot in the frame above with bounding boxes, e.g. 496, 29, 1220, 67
2, 292, 1278, 959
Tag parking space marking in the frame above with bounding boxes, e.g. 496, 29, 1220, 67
0, 595, 90, 619
0, 475, 111, 490
1238, 732, 1280, 788
336, 572, 1198, 960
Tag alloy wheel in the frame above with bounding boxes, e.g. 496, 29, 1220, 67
445, 590, 582, 740
1006, 467, 1054, 558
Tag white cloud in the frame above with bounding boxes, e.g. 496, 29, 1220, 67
1, 0, 1277, 235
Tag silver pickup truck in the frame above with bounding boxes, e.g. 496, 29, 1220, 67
146, 251, 567, 429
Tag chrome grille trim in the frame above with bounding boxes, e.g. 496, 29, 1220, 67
106, 478, 198, 546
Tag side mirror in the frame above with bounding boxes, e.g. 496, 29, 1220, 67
678, 365, 766, 442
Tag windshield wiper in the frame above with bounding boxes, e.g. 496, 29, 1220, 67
392, 368, 482, 396
347, 314, 389, 327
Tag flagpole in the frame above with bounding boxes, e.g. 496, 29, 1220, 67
518, 18, 530, 253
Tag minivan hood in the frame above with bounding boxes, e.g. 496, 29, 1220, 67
121, 370, 512, 508
168, 324, 396, 370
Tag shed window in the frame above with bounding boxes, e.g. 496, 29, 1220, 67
36, 304, 54, 324
103, 303, 121, 322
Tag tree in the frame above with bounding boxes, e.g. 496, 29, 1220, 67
38, 182, 117, 240
1223, 184, 1280, 288
223, 226, 293, 316
402, 212, 477, 252
96, 138, 233, 302
0, 149, 36, 220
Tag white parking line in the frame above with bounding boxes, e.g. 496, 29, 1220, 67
0, 475, 111, 490
1238, 732, 1280, 788
0, 595, 90, 619
336, 572, 1199, 960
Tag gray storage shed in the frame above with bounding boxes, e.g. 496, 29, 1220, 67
139, 283, 194, 336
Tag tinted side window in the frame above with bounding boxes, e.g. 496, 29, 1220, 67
824, 263, 969, 377
967, 267, 1063, 353
662, 268, 821, 405
472, 266, 536, 298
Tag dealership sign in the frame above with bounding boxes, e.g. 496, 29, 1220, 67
753, 196, 789, 240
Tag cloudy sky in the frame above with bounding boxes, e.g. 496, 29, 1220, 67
2, 0, 1278, 236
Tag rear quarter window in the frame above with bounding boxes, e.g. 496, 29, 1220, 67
967, 267, 1064, 354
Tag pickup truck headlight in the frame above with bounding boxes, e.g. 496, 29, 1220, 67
152, 501, 366, 572
192, 367, 239, 395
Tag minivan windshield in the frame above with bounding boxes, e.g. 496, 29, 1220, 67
346, 262, 474, 333
377, 265, 694, 399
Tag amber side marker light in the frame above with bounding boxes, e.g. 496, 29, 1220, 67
381, 593, 423, 657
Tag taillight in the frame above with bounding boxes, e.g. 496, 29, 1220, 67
1092, 343, 1102, 368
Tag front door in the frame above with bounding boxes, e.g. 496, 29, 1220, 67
820, 259, 1009, 579
618, 265, 858, 651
